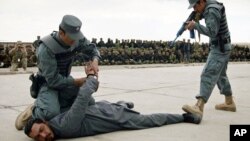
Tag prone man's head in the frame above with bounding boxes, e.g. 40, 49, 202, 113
24, 118, 54, 141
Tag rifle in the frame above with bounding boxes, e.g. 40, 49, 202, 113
170, 11, 196, 47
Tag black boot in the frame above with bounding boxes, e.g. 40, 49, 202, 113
183, 113, 202, 124
117, 101, 134, 109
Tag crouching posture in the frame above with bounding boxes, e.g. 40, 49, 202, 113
24, 75, 201, 141
15, 14, 100, 131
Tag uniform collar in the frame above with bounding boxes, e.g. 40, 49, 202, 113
53, 31, 71, 49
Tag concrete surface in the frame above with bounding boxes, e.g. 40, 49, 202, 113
0, 63, 250, 141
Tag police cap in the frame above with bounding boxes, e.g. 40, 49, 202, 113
188, 0, 199, 9
59, 15, 83, 41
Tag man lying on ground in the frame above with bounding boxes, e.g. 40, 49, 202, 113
24, 68, 201, 141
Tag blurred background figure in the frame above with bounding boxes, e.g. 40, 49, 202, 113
9, 41, 27, 71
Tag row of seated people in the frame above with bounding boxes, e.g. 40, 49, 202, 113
1, 39, 249, 67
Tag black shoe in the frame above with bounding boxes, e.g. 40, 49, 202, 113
126, 102, 134, 109
183, 113, 202, 124
117, 101, 134, 109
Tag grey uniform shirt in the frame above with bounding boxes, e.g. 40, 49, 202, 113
48, 77, 139, 138
36, 32, 100, 89
194, 1, 230, 41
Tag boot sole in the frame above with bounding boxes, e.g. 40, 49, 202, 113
215, 106, 236, 112
15, 104, 33, 130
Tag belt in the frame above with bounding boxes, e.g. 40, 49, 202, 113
211, 37, 231, 45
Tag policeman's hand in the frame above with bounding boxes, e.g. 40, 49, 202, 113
185, 21, 196, 30
74, 77, 87, 87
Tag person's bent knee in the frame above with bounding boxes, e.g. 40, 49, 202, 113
33, 106, 60, 120
44, 109, 60, 120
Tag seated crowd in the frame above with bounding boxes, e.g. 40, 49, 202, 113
1, 38, 250, 68
73, 38, 250, 66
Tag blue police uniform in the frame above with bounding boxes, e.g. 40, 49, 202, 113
32, 15, 100, 121
193, 0, 232, 102
182, 0, 236, 119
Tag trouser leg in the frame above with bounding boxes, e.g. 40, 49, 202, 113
10, 63, 18, 71
215, 51, 236, 111
32, 86, 60, 121
196, 52, 229, 102
122, 113, 184, 129
85, 113, 183, 136
187, 52, 190, 62
216, 60, 232, 96
21, 58, 27, 70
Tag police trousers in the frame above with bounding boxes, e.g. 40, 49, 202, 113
32, 84, 95, 120
196, 44, 232, 102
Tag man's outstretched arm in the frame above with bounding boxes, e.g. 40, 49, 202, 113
49, 75, 98, 136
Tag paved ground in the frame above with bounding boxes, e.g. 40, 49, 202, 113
0, 63, 250, 141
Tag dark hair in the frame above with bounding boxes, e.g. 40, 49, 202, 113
24, 118, 44, 136
59, 26, 65, 34
197, 0, 206, 5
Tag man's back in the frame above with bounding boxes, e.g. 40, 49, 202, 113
49, 100, 139, 138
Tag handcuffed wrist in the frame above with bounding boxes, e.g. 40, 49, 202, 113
87, 74, 97, 79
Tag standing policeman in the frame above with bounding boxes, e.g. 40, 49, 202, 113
15, 15, 100, 130
182, 0, 236, 120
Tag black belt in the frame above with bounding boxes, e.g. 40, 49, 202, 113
211, 37, 231, 46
